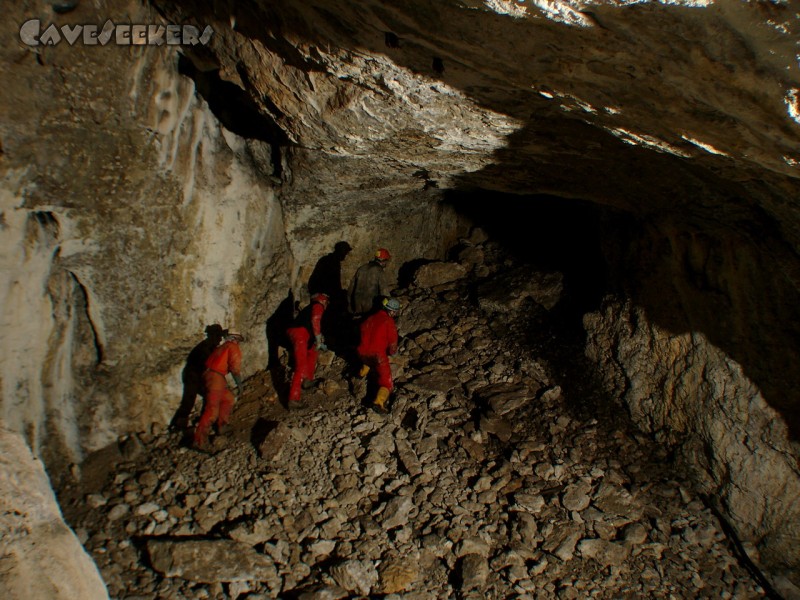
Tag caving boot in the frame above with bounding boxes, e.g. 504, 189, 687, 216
372, 386, 390, 415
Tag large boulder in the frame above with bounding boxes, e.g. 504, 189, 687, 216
0, 426, 108, 600
412, 261, 468, 288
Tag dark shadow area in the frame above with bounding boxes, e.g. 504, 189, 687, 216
336, 330, 364, 389
355, 371, 378, 411
518, 295, 623, 423
447, 556, 465, 593
397, 257, 435, 289
250, 418, 280, 455
308, 241, 352, 348
170, 324, 224, 431
433, 194, 617, 426
446, 190, 611, 336
265, 289, 296, 404
177, 54, 289, 177
129, 535, 158, 573
400, 407, 418, 430
384, 31, 401, 48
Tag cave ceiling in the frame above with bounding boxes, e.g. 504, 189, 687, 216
159, 0, 799, 243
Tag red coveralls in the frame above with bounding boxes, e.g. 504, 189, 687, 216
286, 299, 326, 403
193, 340, 241, 447
357, 310, 398, 390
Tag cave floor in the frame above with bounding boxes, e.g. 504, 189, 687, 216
58, 245, 767, 599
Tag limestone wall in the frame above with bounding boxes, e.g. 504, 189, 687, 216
0, 1, 289, 473
0, 425, 108, 599
584, 218, 800, 587
0, 1, 466, 479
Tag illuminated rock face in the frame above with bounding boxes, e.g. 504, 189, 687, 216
0, 1, 466, 474
0, 22, 290, 473
0, 426, 108, 600
162, 0, 800, 209
1, 0, 800, 590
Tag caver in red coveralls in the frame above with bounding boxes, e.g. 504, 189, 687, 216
286, 293, 329, 405
357, 299, 399, 412
193, 334, 242, 448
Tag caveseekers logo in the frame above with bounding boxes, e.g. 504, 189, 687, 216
19, 19, 213, 46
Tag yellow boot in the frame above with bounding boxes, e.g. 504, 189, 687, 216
359, 364, 370, 378
373, 386, 390, 414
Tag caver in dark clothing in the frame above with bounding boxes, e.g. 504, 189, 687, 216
348, 248, 391, 316
308, 241, 351, 345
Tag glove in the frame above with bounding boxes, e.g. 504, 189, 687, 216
314, 335, 328, 351
232, 373, 242, 396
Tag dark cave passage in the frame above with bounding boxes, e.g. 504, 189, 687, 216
446, 188, 800, 443
445, 190, 612, 327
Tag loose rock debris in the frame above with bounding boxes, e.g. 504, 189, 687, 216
59, 239, 766, 599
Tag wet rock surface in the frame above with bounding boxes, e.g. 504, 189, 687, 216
59, 240, 766, 599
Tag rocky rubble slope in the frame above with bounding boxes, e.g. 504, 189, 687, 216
58, 241, 766, 599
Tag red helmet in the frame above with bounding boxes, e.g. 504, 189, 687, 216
311, 292, 329, 307
375, 248, 391, 261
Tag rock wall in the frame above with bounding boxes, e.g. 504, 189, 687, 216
0, 425, 108, 599
0, 1, 466, 480
285, 149, 469, 299
0, 2, 250, 473
584, 218, 800, 587
1, 0, 289, 474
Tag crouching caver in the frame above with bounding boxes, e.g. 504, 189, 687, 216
286, 292, 329, 407
357, 297, 400, 414
193, 330, 243, 450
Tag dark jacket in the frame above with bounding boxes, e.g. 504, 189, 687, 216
348, 260, 389, 314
